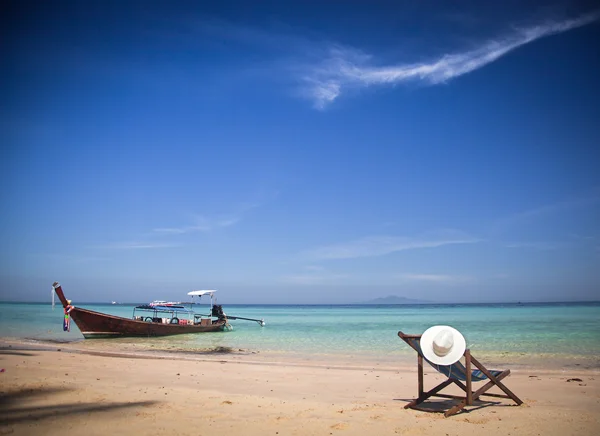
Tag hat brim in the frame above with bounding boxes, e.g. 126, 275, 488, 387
420, 325, 466, 366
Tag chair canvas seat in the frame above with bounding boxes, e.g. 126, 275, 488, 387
399, 331, 523, 417
405, 336, 503, 382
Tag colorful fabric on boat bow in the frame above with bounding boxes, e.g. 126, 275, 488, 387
63, 300, 74, 332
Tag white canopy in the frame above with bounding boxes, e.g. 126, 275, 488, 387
187, 290, 217, 296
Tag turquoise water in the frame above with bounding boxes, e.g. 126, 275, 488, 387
1, 302, 599, 363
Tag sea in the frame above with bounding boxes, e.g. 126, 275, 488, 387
1, 302, 599, 368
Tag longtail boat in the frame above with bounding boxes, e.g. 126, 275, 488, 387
52, 281, 264, 339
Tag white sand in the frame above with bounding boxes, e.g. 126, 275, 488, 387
1, 343, 599, 435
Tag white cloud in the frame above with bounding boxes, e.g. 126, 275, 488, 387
280, 272, 349, 285
153, 215, 241, 234
302, 12, 599, 108
396, 273, 476, 284
492, 191, 600, 233
153, 198, 268, 235
502, 241, 559, 250
36, 253, 112, 263
304, 265, 325, 272
281, 265, 348, 285
99, 242, 180, 250
303, 230, 480, 260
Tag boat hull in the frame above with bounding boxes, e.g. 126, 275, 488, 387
71, 307, 227, 338
52, 282, 228, 339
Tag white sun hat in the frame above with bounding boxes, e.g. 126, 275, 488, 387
420, 325, 466, 365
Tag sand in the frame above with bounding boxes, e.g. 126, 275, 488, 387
1, 342, 599, 436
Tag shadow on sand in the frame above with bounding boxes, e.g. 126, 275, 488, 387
0, 386, 158, 425
394, 397, 506, 415
0, 350, 38, 357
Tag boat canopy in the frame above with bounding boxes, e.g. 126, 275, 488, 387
134, 304, 195, 314
187, 290, 217, 296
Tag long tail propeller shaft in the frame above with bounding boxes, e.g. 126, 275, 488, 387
226, 315, 265, 327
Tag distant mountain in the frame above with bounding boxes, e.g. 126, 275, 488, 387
359, 295, 431, 305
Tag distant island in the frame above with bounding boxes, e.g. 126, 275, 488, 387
359, 295, 431, 305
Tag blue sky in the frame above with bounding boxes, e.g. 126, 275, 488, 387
2, 1, 599, 304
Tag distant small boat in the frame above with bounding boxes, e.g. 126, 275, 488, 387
52, 282, 264, 339
111, 301, 117, 305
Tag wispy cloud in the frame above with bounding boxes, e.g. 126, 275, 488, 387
35, 253, 112, 263
303, 265, 325, 272
280, 274, 349, 285
153, 200, 266, 235
491, 190, 600, 234
280, 269, 349, 285
282, 270, 482, 286
98, 242, 181, 250
301, 12, 599, 108
502, 241, 560, 250
303, 230, 480, 260
153, 216, 240, 234
396, 273, 476, 284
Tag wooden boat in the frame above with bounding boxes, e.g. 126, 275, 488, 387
52, 282, 264, 339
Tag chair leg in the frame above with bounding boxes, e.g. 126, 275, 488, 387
445, 370, 510, 417
444, 400, 467, 417
465, 350, 473, 405
417, 354, 424, 398
444, 351, 472, 417
470, 356, 523, 405
405, 379, 454, 409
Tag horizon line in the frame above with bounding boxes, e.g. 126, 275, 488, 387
4, 299, 599, 305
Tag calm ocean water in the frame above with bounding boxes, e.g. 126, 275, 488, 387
1, 302, 599, 364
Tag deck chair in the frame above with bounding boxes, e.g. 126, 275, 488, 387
398, 331, 523, 417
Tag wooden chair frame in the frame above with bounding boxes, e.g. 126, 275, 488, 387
398, 331, 523, 417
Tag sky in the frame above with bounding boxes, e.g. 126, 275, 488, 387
1, 0, 599, 304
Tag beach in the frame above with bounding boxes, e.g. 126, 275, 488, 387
1, 340, 599, 436
5, 1, 600, 434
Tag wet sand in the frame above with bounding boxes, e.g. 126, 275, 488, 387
1, 340, 599, 435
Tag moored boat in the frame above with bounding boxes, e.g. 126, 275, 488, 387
52, 282, 264, 339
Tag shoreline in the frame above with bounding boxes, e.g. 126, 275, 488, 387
2, 336, 600, 372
